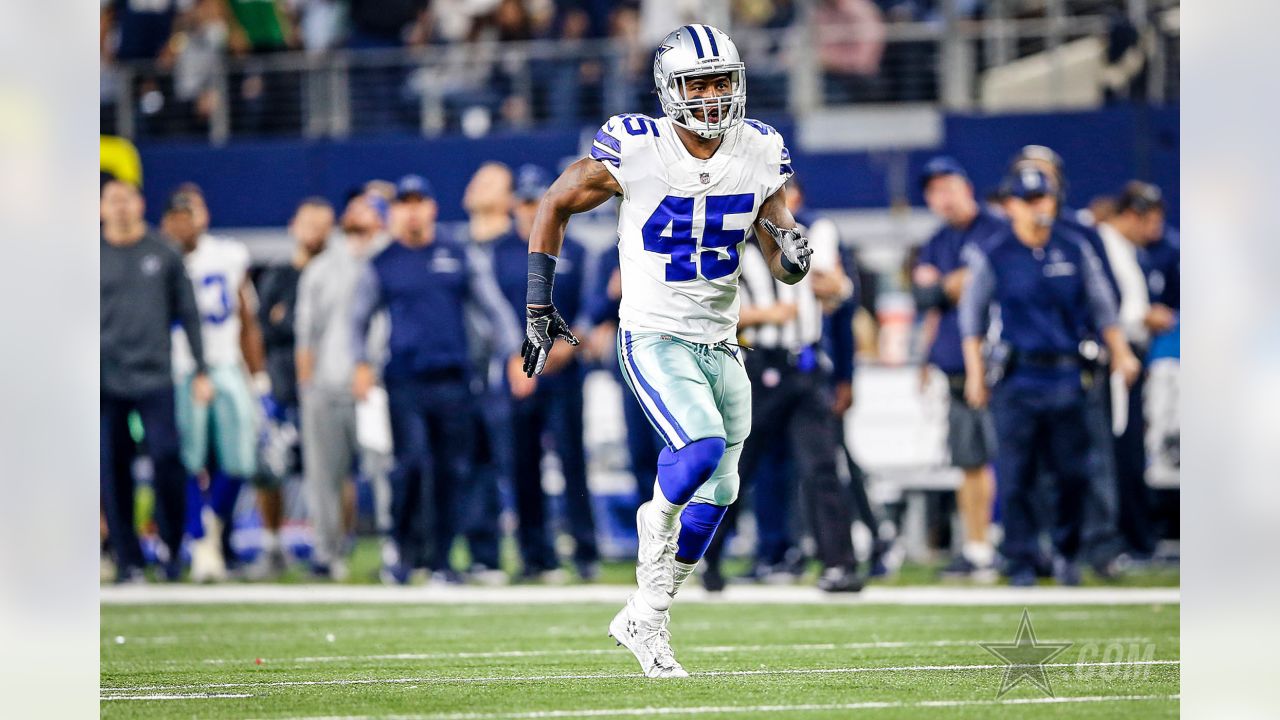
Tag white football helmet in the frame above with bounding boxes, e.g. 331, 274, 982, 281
653, 24, 746, 139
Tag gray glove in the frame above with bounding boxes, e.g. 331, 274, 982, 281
521, 305, 579, 377
757, 218, 812, 274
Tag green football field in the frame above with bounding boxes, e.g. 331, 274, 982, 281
100, 592, 1179, 719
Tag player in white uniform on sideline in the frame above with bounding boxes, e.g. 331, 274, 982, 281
518, 24, 812, 677
164, 185, 270, 582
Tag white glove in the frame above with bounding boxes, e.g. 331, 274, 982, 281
757, 218, 812, 274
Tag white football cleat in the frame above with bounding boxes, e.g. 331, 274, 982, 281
189, 507, 228, 583
609, 596, 689, 678
635, 502, 679, 604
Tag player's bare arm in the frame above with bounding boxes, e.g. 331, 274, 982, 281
238, 280, 267, 377
753, 187, 810, 285
527, 157, 622, 259
521, 158, 620, 377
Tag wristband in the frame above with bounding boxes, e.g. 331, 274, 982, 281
527, 252, 558, 306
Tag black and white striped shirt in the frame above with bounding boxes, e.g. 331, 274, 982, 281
738, 217, 842, 351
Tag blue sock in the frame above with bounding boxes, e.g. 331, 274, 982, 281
656, 437, 726, 506
675, 502, 728, 563
184, 476, 206, 539
208, 472, 242, 524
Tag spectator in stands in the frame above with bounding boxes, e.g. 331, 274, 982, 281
162, 0, 233, 136
101, 0, 182, 136
295, 192, 384, 581
351, 174, 521, 584
815, 0, 887, 103
101, 179, 209, 583
958, 166, 1141, 587
912, 157, 1006, 580
490, 164, 600, 582
458, 162, 525, 585
249, 197, 333, 578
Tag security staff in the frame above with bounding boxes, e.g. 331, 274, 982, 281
1011, 145, 1126, 575
491, 164, 600, 582
959, 167, 1141, 586
100, 178, 210, 582
703, 178, 862, 593
351, 174, 522, 584
913, 157, 1007, 579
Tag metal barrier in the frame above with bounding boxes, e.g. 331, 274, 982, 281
101, 9, 1178, 145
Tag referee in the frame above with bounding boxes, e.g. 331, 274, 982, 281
702, 180, 861, 593
100, 179, 211, 582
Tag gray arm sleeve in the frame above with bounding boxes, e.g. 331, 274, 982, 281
294, 265, 316, 352
171, 257, 207, 373
467, 247, 524, 358
957, 245, 996, 340
1079, 242, 1120, 331
350, 263, 382, 364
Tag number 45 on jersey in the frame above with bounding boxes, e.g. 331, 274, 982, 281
643, 193, 755, 282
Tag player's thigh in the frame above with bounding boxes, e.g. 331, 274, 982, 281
715, 349, 752, 447
209, 365, 259, 478
617, 331, 724, 449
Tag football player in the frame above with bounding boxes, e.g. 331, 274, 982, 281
519, 24, 811, 677
164, 184, 269, 582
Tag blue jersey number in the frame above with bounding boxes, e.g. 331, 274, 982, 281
642, 193, 755, 282
200, 274, 233, 324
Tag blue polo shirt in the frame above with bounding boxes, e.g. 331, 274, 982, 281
351, 234, 521, 382
1140, 227, 1180, 361
959, 226, 1118, 392
915, 208, 1007, 375
491, 230, 589, 333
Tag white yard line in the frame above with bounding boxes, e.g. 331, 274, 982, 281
100, 659, 1179, 694
101, 693, 1180, 714
100, 583, 1179, 607
100, 693, 252, 701
183, 636, 1153, 665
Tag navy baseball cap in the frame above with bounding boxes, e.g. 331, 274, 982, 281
515, 164, 551, 202
1003, 166, 1056, 200
395, 174, 434, 201
919, 156, 969, 190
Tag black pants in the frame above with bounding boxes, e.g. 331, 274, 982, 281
512, 362, 598, 571
706, 352, 856, 572
385, 374, 473, 571
1115, 367, 1156, 556
100, 387, 186, 571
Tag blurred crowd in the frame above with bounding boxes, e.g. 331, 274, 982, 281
99, 134, 1178, 589
101, 1, 1168, 138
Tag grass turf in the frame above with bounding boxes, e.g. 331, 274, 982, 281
101, 600, 1178, 719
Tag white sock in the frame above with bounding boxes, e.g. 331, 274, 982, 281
672, 560, 697, 597
649, 481, 685, 535
261, 530, 280, 553
963, 540, 994, 568
632, 591, 666, 620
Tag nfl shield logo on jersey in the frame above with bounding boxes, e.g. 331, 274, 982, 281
699, 172, 710, 185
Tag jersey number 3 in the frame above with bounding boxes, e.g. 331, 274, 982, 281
642, 193, 754, 282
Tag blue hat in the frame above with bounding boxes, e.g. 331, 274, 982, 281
919, 156, 969, 191
395, 174, 434, 201
1003, 166, 1056, 200
515, 164, 551, 201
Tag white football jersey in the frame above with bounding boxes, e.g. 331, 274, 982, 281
592, 113, 793, 344
172, 233, 251, 376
